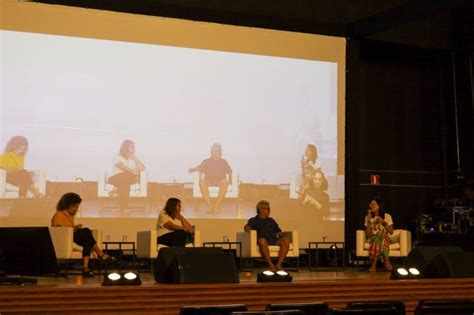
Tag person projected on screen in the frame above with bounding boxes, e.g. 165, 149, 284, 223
188, 143, 232, 213
107, 140, 145, 212
300, 144, 319, 179
364, 198, 394, 272
51, 192, 114, 277
299, 169, 330, 217
157, 197, 194, 247
244, 200, 290, 272
298, 144, 321, 199
0, 136, 44, 198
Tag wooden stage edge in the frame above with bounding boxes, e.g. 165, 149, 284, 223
1, 273, 474, 314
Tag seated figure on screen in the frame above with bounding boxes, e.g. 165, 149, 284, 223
298, 169, 330, 217
244, 200, 290, 271
188, 143, 232, 213
364, 198, 394, 272
0, 136, 44, 198
157, 197, 194, 247
108, 139, 145, 211
51, 192, 114, 277
300, 144, 320, 180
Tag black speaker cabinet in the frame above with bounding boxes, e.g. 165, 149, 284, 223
154, 247, 239, 284
425, 251, 474, 278
402, 246, 462, 273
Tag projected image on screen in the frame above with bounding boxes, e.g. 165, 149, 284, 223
0, 30, 343, 220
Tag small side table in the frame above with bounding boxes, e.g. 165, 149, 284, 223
203, 241, 242, 269
308, 241, 345, 271
103, 241, 137, 273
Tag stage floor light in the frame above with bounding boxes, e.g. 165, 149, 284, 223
391, 266, 422, 280
102, 271, 141, 286
257, 270, 292, 283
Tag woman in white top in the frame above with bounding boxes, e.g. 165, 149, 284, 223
300, 144, 318, 176
157, 197, 194, 247
107, 140, 145, 211
364, 198, 394, 272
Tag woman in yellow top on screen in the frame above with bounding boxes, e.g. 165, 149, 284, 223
0, 136, 43, 198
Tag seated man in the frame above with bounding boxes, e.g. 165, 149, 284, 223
244, 200, 290, 271
188, 143, 232, 213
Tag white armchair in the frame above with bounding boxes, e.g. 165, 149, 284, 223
356, 229, 412, 258
49, 227, 103, 275
0, 169, 46, 198
192, 172, 239, 198
136, 229, 202, 259
236, 230, 300, 269
98, 170, 147, 197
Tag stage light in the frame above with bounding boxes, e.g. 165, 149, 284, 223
107, 272, 121, 281
124, 272, 137, 280
391, 267, 422, 280
102, 272, 141, 286
257, 270, 292, 283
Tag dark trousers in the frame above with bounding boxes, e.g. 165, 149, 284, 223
6, 169, 33, 197
107, 171, 138, 209
157, 230, 193, 247
73, 228, 97, 257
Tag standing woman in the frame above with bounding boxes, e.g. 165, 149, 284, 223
107, 140, 145, 212
0, 136, 43, 197
51, 192, 114, 276
157, 198, 194, 247
364, 198, 394, 272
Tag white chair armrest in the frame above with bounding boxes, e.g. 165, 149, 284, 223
399, 229, 412, 257
31, 170, 47, 195
193, 230, 201, 247
236, 231, 252, 257
0, 169, 6, 198
138, 171, 147, 196
49, 227, 74, 259
356, 230, 367, 257
137, 230, 157, 259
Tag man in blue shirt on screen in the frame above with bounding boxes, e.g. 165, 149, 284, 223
244, 200, 290, 271
188, 143, 232, 213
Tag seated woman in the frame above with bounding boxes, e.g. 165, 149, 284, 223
300, 144, 319, 180
157, 197, 194, 247
51, 192, 114, 276
0, 136, 44, 198
107, 139, 145, 212
299, 169, 330, 217
364, 198, 394, 272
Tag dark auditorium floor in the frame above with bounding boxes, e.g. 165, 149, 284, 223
16, 268, 391, 287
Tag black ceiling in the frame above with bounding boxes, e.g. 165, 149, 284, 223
33, 0, 474, 50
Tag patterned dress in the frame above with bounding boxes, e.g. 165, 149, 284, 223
365, 213, 393, 260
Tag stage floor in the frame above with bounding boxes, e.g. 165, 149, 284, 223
11, 268, 392, 287
1, 268, 474, 314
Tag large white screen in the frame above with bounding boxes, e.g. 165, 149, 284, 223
1, 30, 337, 183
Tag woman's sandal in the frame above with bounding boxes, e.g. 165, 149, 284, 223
82, 269, 95, 277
